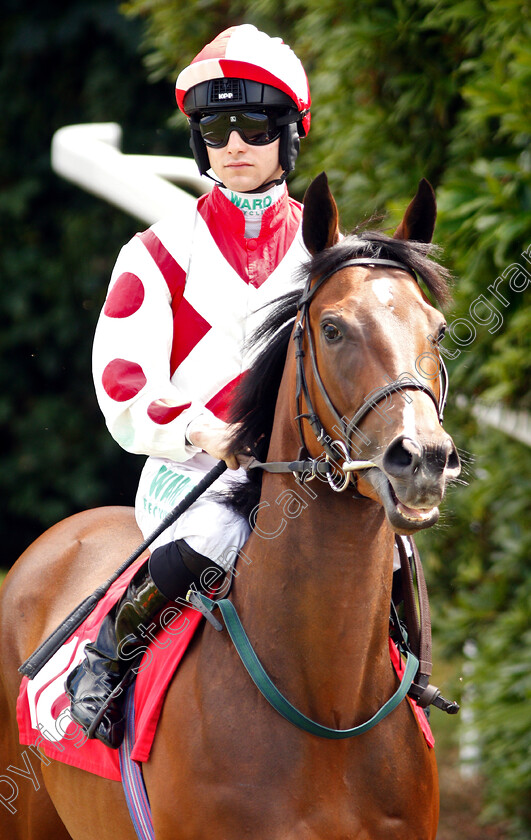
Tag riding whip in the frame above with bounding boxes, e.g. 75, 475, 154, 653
19, 459, 227, 679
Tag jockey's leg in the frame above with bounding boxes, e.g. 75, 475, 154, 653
66, 456, 250, 748
65, 540, 224, 749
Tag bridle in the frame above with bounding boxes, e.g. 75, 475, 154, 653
250, 257, 449, 493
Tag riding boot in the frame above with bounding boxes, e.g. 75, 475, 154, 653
65, 540, 224, 749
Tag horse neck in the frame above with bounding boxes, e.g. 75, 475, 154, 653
233, 399, 397, 719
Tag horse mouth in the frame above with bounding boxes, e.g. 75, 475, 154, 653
364, 468, 440, 533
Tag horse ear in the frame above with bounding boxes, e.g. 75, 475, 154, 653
302, 172, 340, 255
393, 178, 436, 243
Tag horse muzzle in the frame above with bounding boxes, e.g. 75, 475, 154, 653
363, 433, 461, 534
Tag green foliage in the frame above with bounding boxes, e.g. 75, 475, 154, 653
0, 0, 187, 563
423, 16, 531, 829
418, 423, 531, 835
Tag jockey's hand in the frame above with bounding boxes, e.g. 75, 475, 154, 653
185, 416, 243, 470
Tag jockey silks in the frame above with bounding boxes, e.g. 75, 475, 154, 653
92, 183, 308, 563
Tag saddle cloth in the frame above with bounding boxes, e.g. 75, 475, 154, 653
17, 558, 433, 782
16, 555, 203, 781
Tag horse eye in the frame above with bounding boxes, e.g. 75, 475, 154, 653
322, 323, 342, 342
437, 324, 447, 343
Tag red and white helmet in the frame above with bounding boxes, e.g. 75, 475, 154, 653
176, 25, 311, 177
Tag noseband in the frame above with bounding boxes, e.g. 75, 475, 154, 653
250, 257, 448, 493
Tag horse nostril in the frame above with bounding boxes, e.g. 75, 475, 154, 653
446, 444, 461, 473
432, 439, 461, 474
383, 436, 422, 476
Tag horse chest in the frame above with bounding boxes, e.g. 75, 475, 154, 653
145, 652, 437, 840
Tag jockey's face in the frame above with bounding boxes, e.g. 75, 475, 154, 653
207, 131, 283, 193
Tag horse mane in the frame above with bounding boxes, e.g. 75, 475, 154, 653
222, 230, 451, 520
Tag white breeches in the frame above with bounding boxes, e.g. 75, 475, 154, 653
135, 452, 251, 571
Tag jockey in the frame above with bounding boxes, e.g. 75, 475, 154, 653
66, 24, 311, 749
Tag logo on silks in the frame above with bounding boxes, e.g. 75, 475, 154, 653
230, 192, 273, 215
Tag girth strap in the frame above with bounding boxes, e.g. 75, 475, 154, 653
396, 537, 460, 714
396, 536, 432, 678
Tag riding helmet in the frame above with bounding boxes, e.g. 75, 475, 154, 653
176, 25, 311, 178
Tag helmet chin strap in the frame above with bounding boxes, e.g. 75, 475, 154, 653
246, 173, 288, 193
205, 170, 288, 192
259, 172, 288, 191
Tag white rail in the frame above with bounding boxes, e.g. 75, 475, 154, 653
51, 122, 212, 225
456, 395, 531, 448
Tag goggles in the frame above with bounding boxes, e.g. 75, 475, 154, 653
195, 110, 281, 148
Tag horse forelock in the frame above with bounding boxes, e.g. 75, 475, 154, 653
302, 231, 452, 307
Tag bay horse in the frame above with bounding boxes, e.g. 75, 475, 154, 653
0, 173, 460, 840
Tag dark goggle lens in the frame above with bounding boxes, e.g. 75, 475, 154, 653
199, 111, 280, 147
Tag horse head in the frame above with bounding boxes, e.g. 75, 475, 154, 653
299, 172, 461, 534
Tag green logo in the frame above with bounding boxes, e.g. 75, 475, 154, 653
149, 465, 193, 505
230, 193, 272, 212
